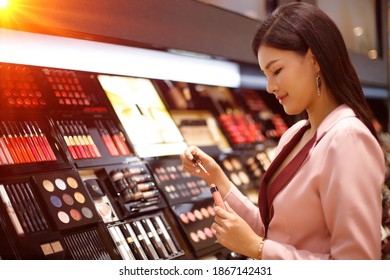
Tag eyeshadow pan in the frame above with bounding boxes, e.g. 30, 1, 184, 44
55, 179, 67, 190
81, 206, 93, 219
74, 192, 85, 204
200, 207, 210, 218
204, 227, 214, 238
50, 195, 62, 208
190, 232, 199, 243
42, 180, 55, 192
57, 211, 70, 224
62, 193, 74, 206
66, 177, 78, 189
70, 209, 82, 221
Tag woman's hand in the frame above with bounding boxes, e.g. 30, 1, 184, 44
212, 201, 263, 259
180, 145, 231, 196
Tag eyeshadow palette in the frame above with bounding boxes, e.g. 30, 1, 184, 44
147, 156, 212, 206
218, 153, 251, 191
32, 169, 101, 231
171, 199, 222, 258
0, 63, 47, 110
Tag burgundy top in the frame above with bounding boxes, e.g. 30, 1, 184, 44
259, 124, 317, 236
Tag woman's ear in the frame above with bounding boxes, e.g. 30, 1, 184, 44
306, 48, 320, 72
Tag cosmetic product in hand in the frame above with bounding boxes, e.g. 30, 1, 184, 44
191, 154, 209, 176
209, 184, 226, 210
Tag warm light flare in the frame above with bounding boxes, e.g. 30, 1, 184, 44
0, 0, 9, 9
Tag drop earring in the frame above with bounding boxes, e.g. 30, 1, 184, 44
316, 73, 321, 96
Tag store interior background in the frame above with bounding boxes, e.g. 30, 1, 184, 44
0, 0, 389, 260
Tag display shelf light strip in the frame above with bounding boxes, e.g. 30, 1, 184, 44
0, 28, 240, 88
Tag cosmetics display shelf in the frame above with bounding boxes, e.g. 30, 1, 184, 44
0, 61, 291, 260
0, 168, 114, 259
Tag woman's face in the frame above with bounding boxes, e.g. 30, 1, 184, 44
257, 46, 319, 115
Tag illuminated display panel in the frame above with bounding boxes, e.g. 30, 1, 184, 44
98, 75, 187, 158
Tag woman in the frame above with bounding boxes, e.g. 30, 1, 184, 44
181, 2, 385, 259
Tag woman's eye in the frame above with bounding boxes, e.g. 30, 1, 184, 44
274, 68, 282, 75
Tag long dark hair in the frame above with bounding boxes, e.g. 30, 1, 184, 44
251, 2, 377, 138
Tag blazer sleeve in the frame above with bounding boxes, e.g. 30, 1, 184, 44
224, 183, 265, 237
317, 122, 385, 259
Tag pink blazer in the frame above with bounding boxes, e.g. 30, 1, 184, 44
225, 104, 385, 259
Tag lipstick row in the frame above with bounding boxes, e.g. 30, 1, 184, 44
0, 120, 56, 165
56, 120, 101, 160
108, 216, 180, 260
0, 182, 49, 236
95, 120, 132, 157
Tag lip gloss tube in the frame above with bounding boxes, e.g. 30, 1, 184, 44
62, 121, 83, 159
0, 184, 24, 236
0, 141, 7, 165
0, 126, 13, 165
209, 184, 226, 210
2, 122, 26, 163
18, 122, 41, 162
67, 121, 89, 158
56, 121, 78, 159
107, 121, 131, 156
24, 122, 47, 162
30, 121, 57, 161
10, 122, 36, 163
74, 121, 97, 158
96, 120, 119, 156
79, 122, 101, 158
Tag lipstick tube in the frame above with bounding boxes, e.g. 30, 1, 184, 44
209, 184, 226, 210
119, 224, 145, 260
124, 223, 148, 260
79, 122, 101, 158
141, 218, 169, 258
150, 216, 179, 255
131, 221, 159, 260
96, 120, 119, 156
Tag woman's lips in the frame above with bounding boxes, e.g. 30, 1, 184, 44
276, 94, 287, 104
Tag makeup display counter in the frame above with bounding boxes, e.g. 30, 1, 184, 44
0, 62, 291, 260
